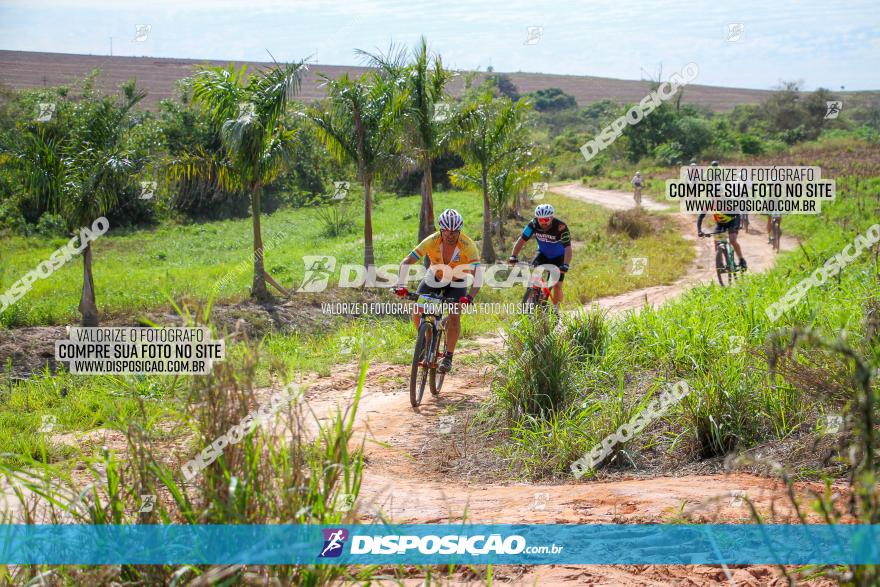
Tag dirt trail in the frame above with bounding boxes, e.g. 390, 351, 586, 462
556, 183, 798, 314
300, 187, 829, 584
0, 187, 825, 585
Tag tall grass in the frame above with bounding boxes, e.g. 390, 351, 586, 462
484, 163, 880, 478
0, 337, 368, 585
749, 328, 880, 586
489, 308, 582, 421
0, 189, 691, 326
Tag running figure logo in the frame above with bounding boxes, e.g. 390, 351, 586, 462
319, 528, 349, 558
297, 256, 337, 292
824, 101, 842, 120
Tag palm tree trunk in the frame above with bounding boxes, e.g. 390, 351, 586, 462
480, 166, 496, 263
418, 162, 435, 241
498, 214, 506, 249
364, 177, 375, 267
250, 183, 271, 301
79, 243, 99, 326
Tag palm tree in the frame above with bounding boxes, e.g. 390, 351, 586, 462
310, 72, 406, 267
10, 82, 144, 325
179, 60, 305, 301
359, 37, 451, 241
451, 152, 539, 250
451, 93, 528, 263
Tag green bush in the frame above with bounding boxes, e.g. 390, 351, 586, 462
738, 134, 765, 155
565, 307, 608, 361
34, 212, 66, 237
607, 207, 655, 239
490, 308, 582, 421
653, 142, 685, 166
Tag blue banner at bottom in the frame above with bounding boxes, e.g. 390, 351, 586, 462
1, 524, 878, 565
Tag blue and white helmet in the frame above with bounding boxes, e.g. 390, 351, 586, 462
535, 203, 555, 219
438, 208, 464, 231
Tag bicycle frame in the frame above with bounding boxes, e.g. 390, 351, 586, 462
515, 262, 556, 305
404, 291, 460, 406
770, 215, 782, 252
414, 293, 451, 339
701, 229, 743, 286
713, 233, 737, 275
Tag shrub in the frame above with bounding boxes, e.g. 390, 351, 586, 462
34, 212, 67, 237
608, 207, 655, 239
565, 307, 608, 361
738, 134, 765, 155
315, 201, 357, 237
653, 141, 685, 166
490, 308, 581, 421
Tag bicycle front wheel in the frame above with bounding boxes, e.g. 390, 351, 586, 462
410, 320, 433, 407
773, 222, 782, 252
521, 287, 540, 315
429, 328, 447, 396
715, 246, 731, 286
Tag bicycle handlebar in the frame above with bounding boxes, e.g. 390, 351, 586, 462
401, 292, 463, 304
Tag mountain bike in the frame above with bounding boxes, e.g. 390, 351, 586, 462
768, 214, 782, 253
741, 213, 750, 233
513, 262, 556, 313
700, 231, 746, 286
402, 292, 459, 407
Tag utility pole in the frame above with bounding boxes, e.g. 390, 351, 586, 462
109, 36, 113, 56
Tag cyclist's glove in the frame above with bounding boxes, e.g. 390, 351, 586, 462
559, 264, 569, 273
459, 294, 473, 305
392, 287, 408, 297
507, 255, 518, 265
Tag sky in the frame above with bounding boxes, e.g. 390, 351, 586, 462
1, 0, 878, 91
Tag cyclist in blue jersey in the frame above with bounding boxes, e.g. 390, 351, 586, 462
507, 203, 573, 306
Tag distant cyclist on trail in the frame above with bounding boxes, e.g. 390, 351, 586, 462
631, 171, 643, 207
393, 209, 480, 374
697, 161, 748, 270
508, 203, 572, 306
766, 213, 782, 244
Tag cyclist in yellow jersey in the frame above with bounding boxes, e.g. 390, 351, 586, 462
696, 161, 747, 270
393, 209, 481, 373
697, 211, 747, 270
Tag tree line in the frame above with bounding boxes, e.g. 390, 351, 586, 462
0, 38, 543, 324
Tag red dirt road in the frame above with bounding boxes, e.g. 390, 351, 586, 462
297, 188, 832, 585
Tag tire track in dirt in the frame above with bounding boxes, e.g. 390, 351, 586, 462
300, 187, 831, 585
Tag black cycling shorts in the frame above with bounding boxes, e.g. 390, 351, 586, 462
716, 215, 741, 234
531, 252, 566, 282
416, 279, 467, 301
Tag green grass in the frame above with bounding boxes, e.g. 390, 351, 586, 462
0, 186, 689, 465
0, 189, 690, 327
484, 167, 880, 479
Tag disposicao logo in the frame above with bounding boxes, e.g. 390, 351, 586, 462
319, 528, 349, 558
350, 534, 526, 555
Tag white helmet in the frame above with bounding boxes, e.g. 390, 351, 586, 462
438, 208, 463, 231
535, 203, 554, 218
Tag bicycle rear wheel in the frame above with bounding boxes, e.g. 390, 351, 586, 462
715, 246, 731, 286
429, 328, 447, 395
409, 320, 432, 407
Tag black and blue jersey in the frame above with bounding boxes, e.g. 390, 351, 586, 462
521, 218, 571, 259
